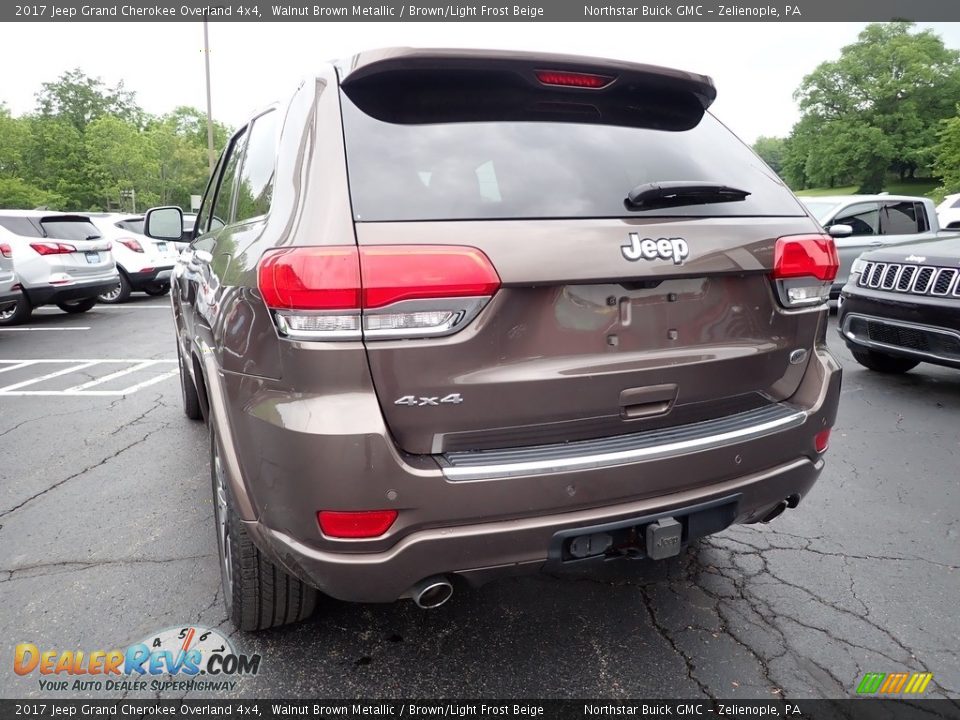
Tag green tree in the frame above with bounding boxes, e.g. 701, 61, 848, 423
20, 116, 92, 209
0, 104, 31, 179
36, 68, 143, 131
752, 136, 786, 174
0, 177, 61, 209
85, 115, 160, 210
933, 107, 960, 199
789, 22, 960, 192
145, 107, 231, 208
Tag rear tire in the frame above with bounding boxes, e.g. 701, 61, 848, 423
851, 348, 919, 374
0, 294, 32, 326
179, 349, 203, 421
98, 272, 132, 304
211, 421, 318, 631
144, 283, 170, 297
56, 297, 97, 314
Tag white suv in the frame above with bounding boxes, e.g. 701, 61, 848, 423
0, 211, 118, 326
87, 214, 179, 303
937, 193, 960, 231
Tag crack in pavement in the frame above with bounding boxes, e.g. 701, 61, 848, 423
0, 554, 216, 582
0, 423, 172, 520
109, 394, 170, 436
0, 406, 102, 439
638, 581, 714, 700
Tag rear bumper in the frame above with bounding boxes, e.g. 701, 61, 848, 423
247, 456, 822, 602
210, 339, 841, 603
127, 266, 174, 290
25, 278, 119, 306
0, 284, 19, 305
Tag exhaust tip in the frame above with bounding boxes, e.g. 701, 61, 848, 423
412, 577, 454, 609
760, 500, 789, 524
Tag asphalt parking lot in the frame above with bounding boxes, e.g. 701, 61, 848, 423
0, 299, 957, 700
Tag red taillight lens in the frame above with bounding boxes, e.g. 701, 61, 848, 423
535, 70, 614, 89
30, 242, 76, 256
773, 235, 839, 282
360, 246, 501, 309
257, 245, 500, 340
258, 247, 361, 310
0, 243, 11, 258
814, 428, 831, 453
318, 510, 397, 539
771, 235, 838, 308
118, 238, 144, 253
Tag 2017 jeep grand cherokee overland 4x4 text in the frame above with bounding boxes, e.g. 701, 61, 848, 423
143, 48, 842, 631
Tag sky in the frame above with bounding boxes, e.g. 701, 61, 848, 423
2, 21, 959, 143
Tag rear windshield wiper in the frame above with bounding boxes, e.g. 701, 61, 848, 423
85, 234, 102, 240
625, 181, 751, 211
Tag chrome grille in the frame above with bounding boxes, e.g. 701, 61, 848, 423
857, 261, 959, 298
933, 268, 957, 296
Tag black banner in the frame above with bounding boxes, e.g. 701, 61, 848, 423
2, 700, 960, 720
4, 0, 960, 22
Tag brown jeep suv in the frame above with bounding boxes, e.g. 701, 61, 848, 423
144, 48, 842, 631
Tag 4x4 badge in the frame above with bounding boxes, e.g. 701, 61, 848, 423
621, 233, 689, 265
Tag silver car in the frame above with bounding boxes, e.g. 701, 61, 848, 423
0, 228, 19, 312
0, 211, 118, 325
800, 195, 953, 299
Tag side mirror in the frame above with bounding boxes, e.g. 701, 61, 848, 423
827, 223, 853, 238
144, 206, 184, 241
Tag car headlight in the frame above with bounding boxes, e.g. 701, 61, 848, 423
850, 257, 867, 276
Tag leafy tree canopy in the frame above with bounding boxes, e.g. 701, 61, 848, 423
785, 22, 960, 192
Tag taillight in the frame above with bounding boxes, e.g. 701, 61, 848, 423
318, 510, 397, 539
258, 245, 500, 341
30, 242, 77, 256
258, 247, 361, 310
0, 243, 11, 258
118, 238, 144, 253
534, 70, 615, 89
772, 235, 838, 307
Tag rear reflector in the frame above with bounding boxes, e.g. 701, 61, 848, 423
318, 510, 397, 538
258, 245, 500, 340
30, 242, 77, 256
814, 428, 831, 453
772, 235, 839, 308
535, 70, 615, 89
0, 243, 11, 258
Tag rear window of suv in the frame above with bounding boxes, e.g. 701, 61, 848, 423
39, 218, 103, 241
340, 93, 804, 222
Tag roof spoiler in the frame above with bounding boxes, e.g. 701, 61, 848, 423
338, 48, 717, 131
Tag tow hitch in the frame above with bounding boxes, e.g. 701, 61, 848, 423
549, 496, 739, 565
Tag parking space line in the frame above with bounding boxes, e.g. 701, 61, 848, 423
63, 360, 161, 392
0, 359, 178, 397
0, 327, 91, 331
0, 361, 38, 374
0, 361, 100, 392
34, 305, 169, 311
116, 369, 181, 394
0, 358, 175, 363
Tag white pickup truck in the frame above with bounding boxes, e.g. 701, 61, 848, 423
799, 194, 960, 299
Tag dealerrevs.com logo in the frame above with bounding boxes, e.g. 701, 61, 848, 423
14, 626, 261, 693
